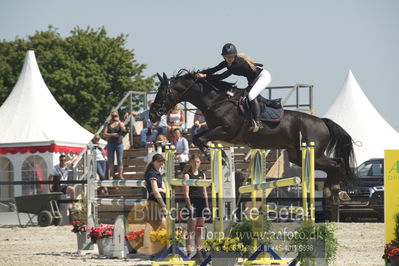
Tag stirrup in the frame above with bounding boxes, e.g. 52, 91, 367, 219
226, 90, 234, 97
248, 120, 260, 132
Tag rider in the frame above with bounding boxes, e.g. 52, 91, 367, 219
196, 43, 271, 132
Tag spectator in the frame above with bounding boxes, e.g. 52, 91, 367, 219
156, 134, 168, 144
191, 109, 208, 138
92, 135, 107, 180
173, 128, 189, 172
48, 154, 77, 208
104, 110, 126, 179
183, 154, 209, 257
144, 154, 166, 208
149, 134, 168, 153
158, 114, 168, 135
125, 100, 164, 147
167, 104, 185, 141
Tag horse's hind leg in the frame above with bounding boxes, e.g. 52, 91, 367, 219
289, 147, 346, 222
314, 155, 350, 222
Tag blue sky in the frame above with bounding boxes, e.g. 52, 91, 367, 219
1, 0, 399, 131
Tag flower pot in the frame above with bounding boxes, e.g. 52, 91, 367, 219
210, 251, 240, 266
390, 257, 399, 266
125, 240, 136, 254
76, 232, 91, 251
97, 237, 113, 257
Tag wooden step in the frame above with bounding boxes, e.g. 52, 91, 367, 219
123, 157, 147, 165
123, 149, 147, 157
123, 173, 145, 180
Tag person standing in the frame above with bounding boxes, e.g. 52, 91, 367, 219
144, 154, 166, 208
183, 155, 209, 257
92, 135, 107, 180
104, 110, 126, 179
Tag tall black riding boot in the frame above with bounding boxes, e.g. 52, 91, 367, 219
249, 98, 263, 132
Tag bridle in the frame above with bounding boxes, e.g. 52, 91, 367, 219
154, 75, 238, 117
154, 76, 198, 116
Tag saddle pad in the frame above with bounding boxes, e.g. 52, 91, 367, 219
260, 106, 284, 122
239, 97, 284, 122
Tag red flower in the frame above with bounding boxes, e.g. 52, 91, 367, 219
71, 220, 86, 234
384, 241, 399, 260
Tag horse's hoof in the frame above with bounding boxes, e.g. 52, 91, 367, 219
338, 191, 351, 201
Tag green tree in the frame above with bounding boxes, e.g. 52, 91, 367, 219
0, 26, 155, 132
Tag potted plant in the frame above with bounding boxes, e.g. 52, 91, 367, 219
204, 237, 246, 266
87, 224, 114, 256
125, 229, 145, 253
150, 228, 168, 244
70, 198, 90, 251
230, 217, 272, 257
149, 228, 185, 244
383, 213, 399, 266
288, 222, 338, 265
71, 220, 88, 250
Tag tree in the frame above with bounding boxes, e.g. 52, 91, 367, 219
0, 26, 155, 132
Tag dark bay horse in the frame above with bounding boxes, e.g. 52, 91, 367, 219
150, 71, 357, 221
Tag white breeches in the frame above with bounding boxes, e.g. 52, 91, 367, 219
248, 69, 271, 101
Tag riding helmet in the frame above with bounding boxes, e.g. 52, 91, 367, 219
221, 43, 237, 56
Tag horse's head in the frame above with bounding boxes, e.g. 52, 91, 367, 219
150, 71, 196, 122
150, 73, 170, 122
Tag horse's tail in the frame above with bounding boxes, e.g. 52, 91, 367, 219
322, 118, 357, 186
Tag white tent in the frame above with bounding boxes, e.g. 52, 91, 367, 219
0, 51, 94, 206
323, 70, 399, 165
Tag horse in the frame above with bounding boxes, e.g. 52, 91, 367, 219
149, 70, 357, 221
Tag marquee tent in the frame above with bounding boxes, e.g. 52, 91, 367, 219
0, 51, 94, 205
323, 70, 399, 165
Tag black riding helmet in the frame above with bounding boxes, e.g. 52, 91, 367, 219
221, 43, 237, 56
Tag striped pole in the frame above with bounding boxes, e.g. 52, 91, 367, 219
93, 198, 145, 206
239, 176, 302, 194
95, 180, 146, 187
170, 179, 212, 187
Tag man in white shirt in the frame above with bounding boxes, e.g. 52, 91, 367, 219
48, 154, 77, 201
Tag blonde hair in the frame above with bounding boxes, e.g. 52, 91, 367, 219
237, 53, 257, 71
172, 104, 181, 111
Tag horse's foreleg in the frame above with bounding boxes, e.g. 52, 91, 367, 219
192, 129, 211, 154
193, 126, 233, 152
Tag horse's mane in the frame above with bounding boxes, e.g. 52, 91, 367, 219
173, 68, 237, 91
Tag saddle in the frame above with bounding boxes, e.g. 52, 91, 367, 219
238, 95, 284, 122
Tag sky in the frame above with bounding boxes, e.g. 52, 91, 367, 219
1, 0, 399, 131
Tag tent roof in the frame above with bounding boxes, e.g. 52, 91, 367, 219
0, 51, 94, 152
323, 70, 399, 164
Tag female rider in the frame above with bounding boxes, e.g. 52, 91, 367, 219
196, 43, 271, 132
